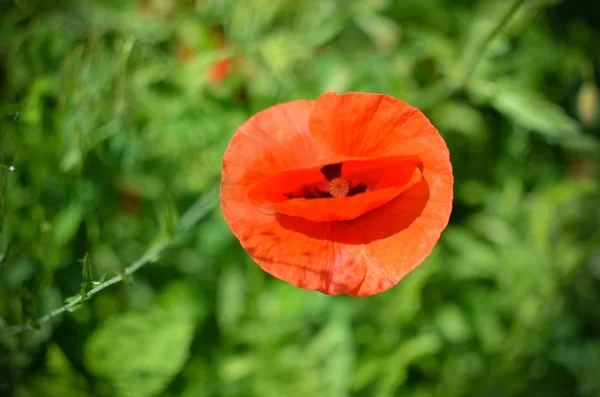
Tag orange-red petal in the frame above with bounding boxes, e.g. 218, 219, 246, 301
220, 92, 453, 297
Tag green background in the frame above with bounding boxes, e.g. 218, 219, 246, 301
1, 0, 600, 396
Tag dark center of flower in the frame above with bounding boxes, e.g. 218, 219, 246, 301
246, 155, 423, 222
283, 163, 368, 199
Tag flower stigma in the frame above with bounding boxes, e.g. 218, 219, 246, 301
328, 178, 350, 197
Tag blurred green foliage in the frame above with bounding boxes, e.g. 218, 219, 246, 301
1, 0, 600, 396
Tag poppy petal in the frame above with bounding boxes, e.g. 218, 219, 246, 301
348, 175, 453, 296
221, 99, 323, 191
309, 92, 441, 160
221, 92, 453, 297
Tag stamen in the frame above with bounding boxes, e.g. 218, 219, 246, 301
328, 178, 350, 197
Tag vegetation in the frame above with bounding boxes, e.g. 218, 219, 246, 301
1, 0, 599, 396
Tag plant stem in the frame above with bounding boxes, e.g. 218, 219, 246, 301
416, 0, 527, 109
2, 184, 219, 335
0, 163, 14, 265
457, 0, 527, 87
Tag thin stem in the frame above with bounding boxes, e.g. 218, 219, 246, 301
3, 184, 219, 335
457, 0, 527, 86
0, 164, 14, 265
416, 0, 527, 109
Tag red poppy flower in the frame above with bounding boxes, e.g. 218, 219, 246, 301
221, 92, 453, 297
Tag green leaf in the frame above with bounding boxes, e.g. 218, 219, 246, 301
469, 292, 505, 352
52, 204, 83, 246
443, 227, 500, 280
428, 100, 487, 139
435, 303, 473, 343
354, 11, 400, 50
158, 280, 208, 324
80, 253, 93, 301
471, 81, 585, 144
380, 333, 442, 393
27, 344, 89, 397
85, 308, 195, 397
216, 265, 246, 331
98, 272, 108, 284
158, 196, 178, 237
495, 88, 579, 138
